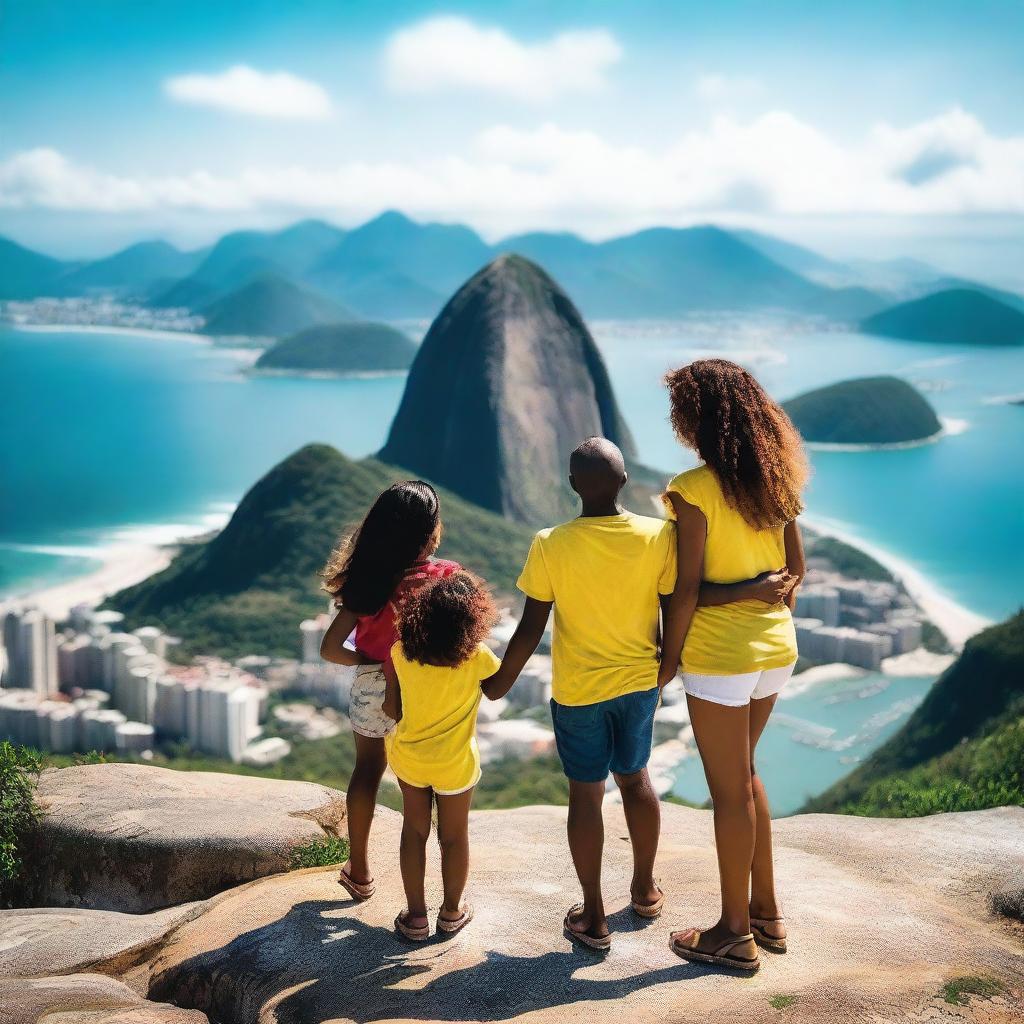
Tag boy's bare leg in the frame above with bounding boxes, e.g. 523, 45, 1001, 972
397, 780, 433, 925
566, 779, 609, 938
345, 734, 387, 884
435, 786, 475, 918
613, 768, 662, 906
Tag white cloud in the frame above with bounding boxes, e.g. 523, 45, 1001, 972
3, 108, 1022, 235
384, 15, 621, 101
695, 73, 764, 105
163, 65, 332, 120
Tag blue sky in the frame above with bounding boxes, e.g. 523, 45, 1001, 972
2, 1, 1023, 280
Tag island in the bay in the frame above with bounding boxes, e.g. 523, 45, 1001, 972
253, 321, 416, 376
782, 375, 943, 446
861, 287, 1024, 346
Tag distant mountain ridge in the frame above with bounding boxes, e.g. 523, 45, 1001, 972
378, 254, 658, 525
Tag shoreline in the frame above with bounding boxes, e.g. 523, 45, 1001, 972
802, 416, 968, 453
7, 322, 211, 344
801, 513, 991, 649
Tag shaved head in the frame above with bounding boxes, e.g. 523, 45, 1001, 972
569, 436, 627, 502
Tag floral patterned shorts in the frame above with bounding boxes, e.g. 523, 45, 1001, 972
349, 663, 395, 739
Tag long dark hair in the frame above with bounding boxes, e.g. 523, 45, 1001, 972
664, 358, 808, 530
321, 480, 441, 615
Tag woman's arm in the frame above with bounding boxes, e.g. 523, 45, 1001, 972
481, 597, 552, 700
319, 607, 374, 666
381, 659, 402, 722
783, 519, 806, 611
658, 492, 707, 686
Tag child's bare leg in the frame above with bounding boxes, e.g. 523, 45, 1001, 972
435, 786, 475, 918
566, 779, 608, 938
613, 767, 661, 906
398, 780, 433, 923
345, 734, 387, 883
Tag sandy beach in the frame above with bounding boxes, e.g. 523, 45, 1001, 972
10, 322, 211, 344
802, 514, 991, 650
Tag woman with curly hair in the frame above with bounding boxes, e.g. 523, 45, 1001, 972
658, 358, 807, 971
319, 481, 460, 903
381, 570, 501, 940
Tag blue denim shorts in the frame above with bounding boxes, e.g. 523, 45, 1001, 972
550, 686, 659, 783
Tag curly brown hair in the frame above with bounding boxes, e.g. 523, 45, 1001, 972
398, 570, 498, 667
664, 358, 808, 530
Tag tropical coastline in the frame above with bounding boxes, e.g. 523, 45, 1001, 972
10, 322, 210, 344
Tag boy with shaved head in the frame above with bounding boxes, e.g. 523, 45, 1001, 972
484, 437, 793, 949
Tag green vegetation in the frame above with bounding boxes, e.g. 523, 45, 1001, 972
768, 995, 799, 1010
783, 376, 941, 445
474, 756, 568, 808
803, 532, 893, 582
806, 611, 1024, 815
109, 444, 534, 659
0, 742, 42, 902
255, 321, 416, 374
991, 888, 1024, 923
940, 976, 1004, 1006
289, 835, 350, 869
861, 288, 1024, 347
200, 272, 353, 338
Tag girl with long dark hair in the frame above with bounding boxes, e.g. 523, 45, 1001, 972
658, 358, 807, 971
320, 480, 459, 900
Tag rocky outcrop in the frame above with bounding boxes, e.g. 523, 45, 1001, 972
25, 764, 347, 912
378, 255, 652, 525
143, 803, 1024, 1024
0, 974, 208, 1024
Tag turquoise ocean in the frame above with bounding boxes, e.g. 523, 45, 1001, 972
2, 321, 1021, 812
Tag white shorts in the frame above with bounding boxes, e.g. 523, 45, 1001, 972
682, 662, 796, 708
349, 663, 395, 739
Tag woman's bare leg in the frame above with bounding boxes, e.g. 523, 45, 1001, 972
435, 786, 475, 919
397, 780, 433, 925
345, 733, 387, 884
686, 694, 755, 939
749, 694, 785, 938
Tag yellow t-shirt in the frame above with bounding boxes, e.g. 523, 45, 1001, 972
385, 641, 500, 794
517, 511, 677, 706
663, 465, 797, 675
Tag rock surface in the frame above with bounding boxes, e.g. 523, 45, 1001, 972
378, 254, 653, 525
26, 764, 347, 912
136, 803, 1024, 1024
0, 973, 208, 1024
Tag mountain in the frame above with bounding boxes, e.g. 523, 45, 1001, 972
310, 211, 489, 318
56, 241, 204, 296
861, 288, 1024, 346
805, 611, 1024, 816
731, 228, 852, 283
254, 322, 417, 374
107, 444, 534, 658
199, 273, 354, 338
378, 254, 660, 525
782, 376, 942, 445
0, 236, 71, 299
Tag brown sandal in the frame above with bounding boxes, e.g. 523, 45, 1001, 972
631, 886, 665, 919
750, 915, 787, 952
395, 910, 430, 942
563, 903, 611, 952
669, 927, 760, 971
338, 863, 376, 901
437, 904, 474, 935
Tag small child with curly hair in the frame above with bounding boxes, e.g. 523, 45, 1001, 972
381, 569, 500, 941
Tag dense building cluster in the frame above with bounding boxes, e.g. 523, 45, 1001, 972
794, 570, 923, 670
0, 605, 283, 764
1, 297, 203, 333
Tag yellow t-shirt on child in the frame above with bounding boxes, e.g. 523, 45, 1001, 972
385, 640, 501, 794
517, 511, 677, 706
663, 464, 797, 675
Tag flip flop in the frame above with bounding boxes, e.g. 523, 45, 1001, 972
563, 903, 611, 952
337, 864, 376, 901
750, 915, 787, 952
437, 904, 474, 935
669, 927, 760, 972
630, 885, 665, 919
394, 910, 430, 942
